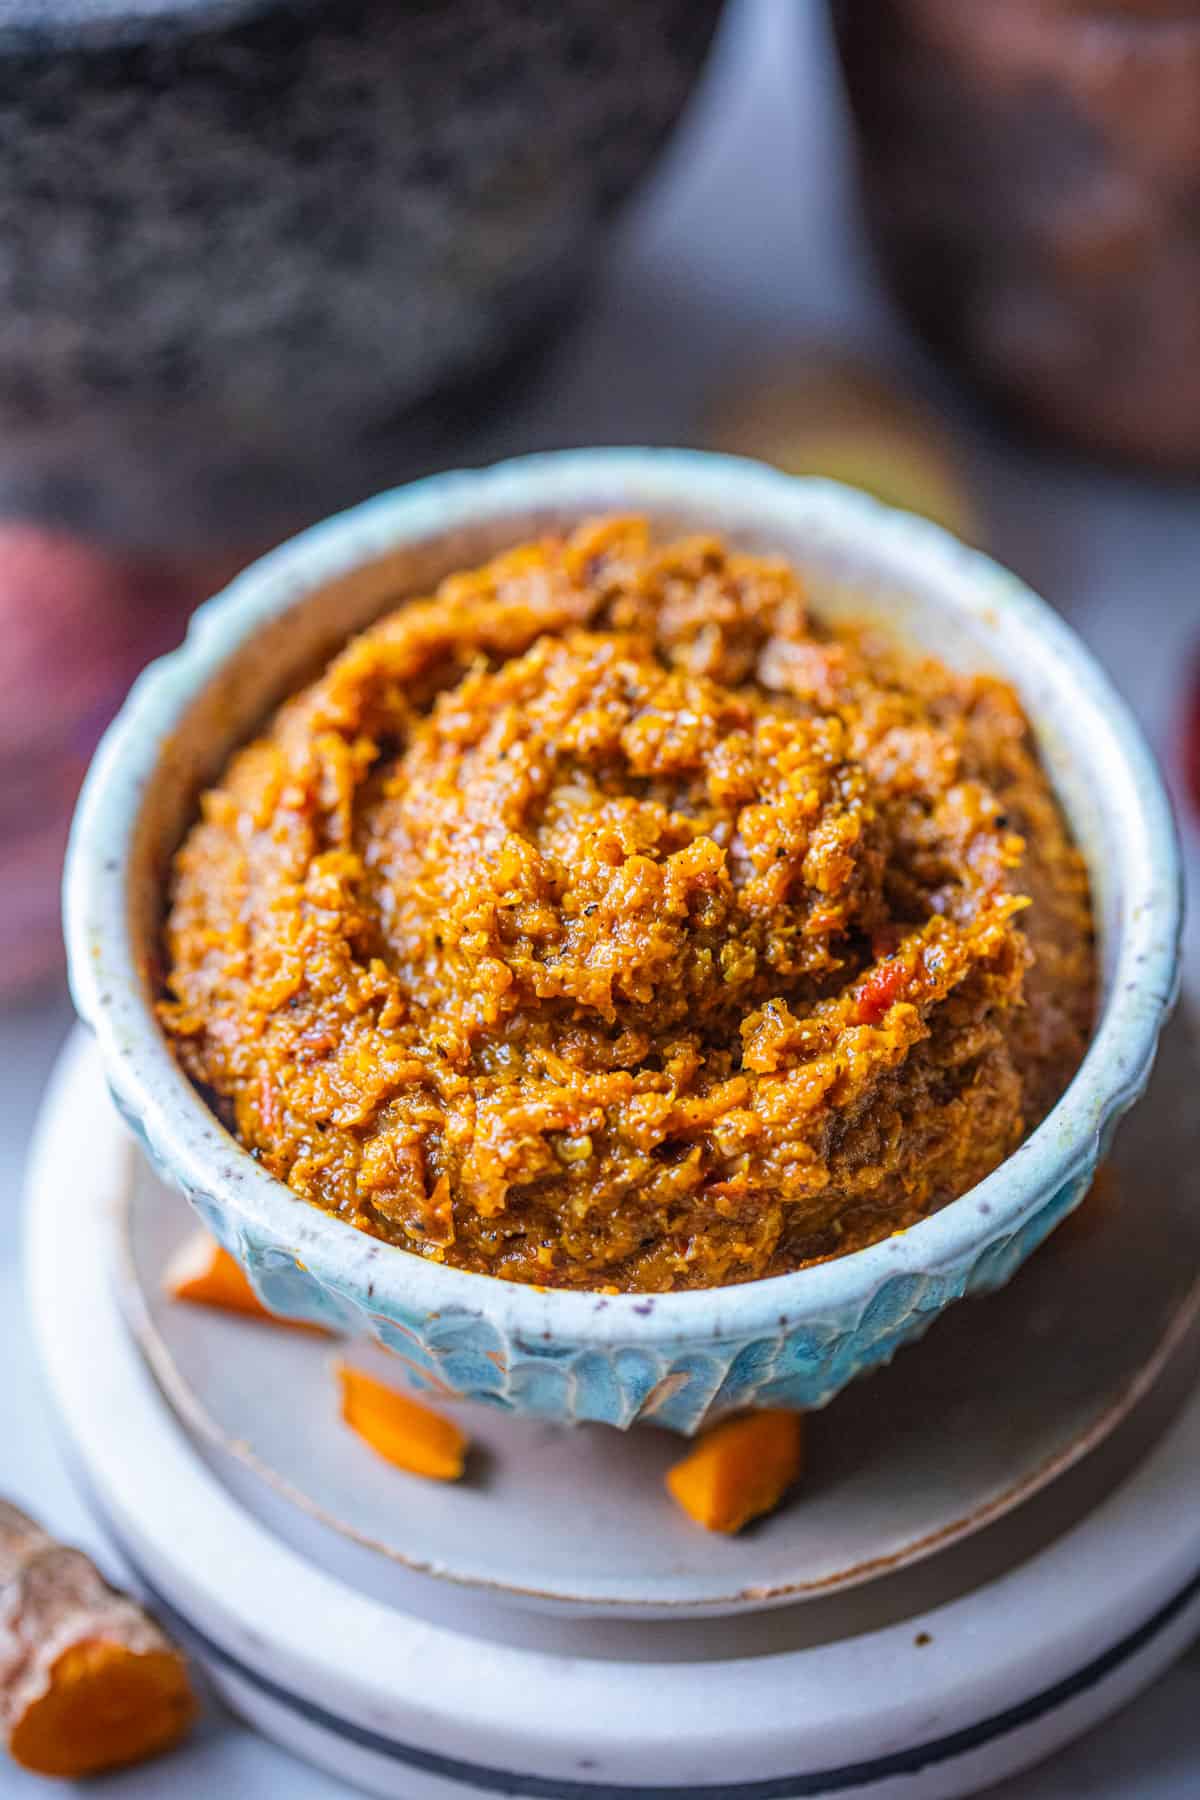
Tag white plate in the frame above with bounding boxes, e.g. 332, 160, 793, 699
26, 1032, 1200, 1799
109, 1014, 1200, 1617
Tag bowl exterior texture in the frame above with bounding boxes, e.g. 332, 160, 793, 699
116, 1094, 1098, 1433
66, 451, 1182, 1433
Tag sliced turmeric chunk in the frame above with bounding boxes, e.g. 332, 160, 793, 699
8, 1640, 195, 1779
164, 1230, 322, 1331
0, 1503, 195, 1778
336, 1362, 467, 1482
666, 1409, 804, 1534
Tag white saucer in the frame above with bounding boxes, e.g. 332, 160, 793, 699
119, 1012, 1200, 1617
26, 1030, 1200, 1799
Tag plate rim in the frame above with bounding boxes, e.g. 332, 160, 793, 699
115, 1163, 1200, 1613
58, 1025, 1200, 1615
25, 1036, 1200, 1790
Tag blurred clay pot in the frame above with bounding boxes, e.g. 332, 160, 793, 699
833, 0, 1200, 470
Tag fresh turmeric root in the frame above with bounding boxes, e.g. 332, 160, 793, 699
165, 1229, 322, 1331
0, 1501, 195, 1778
666, 1410, 805, 1534
336, 1362, 467, 1482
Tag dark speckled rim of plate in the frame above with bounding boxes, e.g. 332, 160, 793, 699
59, 1519, 1200, 1799
63, 450, 1184, 1433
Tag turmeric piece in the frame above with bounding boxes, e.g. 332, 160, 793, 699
336, 1362, 467, 1481
0, 1501, 195, 1778
1051, 1164, 1119, 1250
666, 1410, 805, 1534
164, 1229, 322, 1331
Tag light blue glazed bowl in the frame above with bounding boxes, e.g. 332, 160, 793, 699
65, 450, 1182, 1434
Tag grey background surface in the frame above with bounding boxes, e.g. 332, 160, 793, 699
4, 1, 1199, 1792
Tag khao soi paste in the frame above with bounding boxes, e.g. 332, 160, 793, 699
161, 518, 1095, 1292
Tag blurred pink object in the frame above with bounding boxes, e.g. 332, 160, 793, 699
1186, 651, 1200, 823
0, 526, 245, 996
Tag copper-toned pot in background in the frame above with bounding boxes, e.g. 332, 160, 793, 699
832, 0, 1200, 470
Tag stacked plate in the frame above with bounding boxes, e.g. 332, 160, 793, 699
26, 1023, 1200, 1800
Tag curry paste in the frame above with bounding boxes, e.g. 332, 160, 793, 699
161, 519, 1095, 1291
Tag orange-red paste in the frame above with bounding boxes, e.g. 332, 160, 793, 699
161, 518, 1094, 1292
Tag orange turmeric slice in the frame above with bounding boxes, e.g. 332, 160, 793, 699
336, 1362, 467, 1481
0, 1503, 196, 1778
666, 1409, 804, 1534
8, 1639, 196, 1779
164, 1230, 323, 1332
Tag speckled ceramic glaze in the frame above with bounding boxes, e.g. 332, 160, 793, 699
64, 451, 1182, 1434
0, 0, 720, 544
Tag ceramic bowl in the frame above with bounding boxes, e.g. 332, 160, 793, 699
64, 450, 1182, 1434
